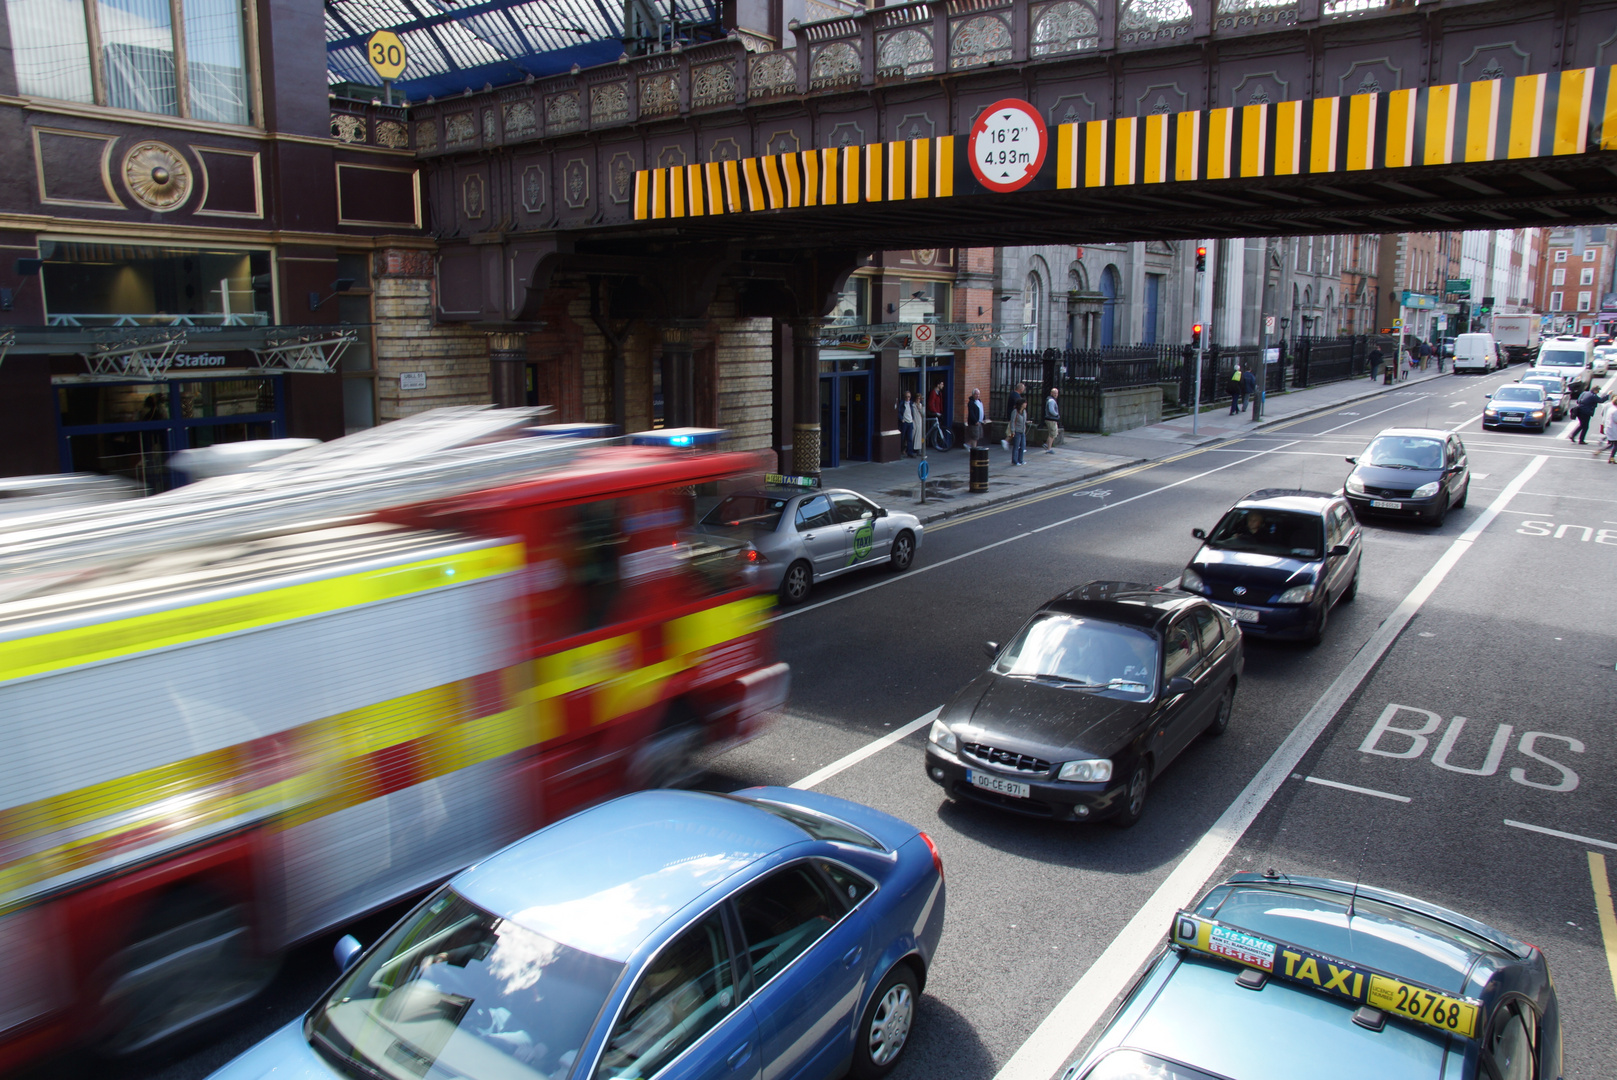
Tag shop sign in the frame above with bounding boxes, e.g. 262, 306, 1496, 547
1401, 292, 1437, 310
171, 353, 230, 368
1446, 279, 1471, 296
818, 332, 873, 351
401, 372, 427, 390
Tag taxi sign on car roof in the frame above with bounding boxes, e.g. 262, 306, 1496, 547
764, 472, 820, 489
1170, 911, 1483, 1040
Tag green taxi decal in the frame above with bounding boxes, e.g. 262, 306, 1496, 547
848, 520, 875, 564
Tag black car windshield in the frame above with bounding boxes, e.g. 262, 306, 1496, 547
701, 495, 788, 530
993, 613, 1158, 697
307, 889, 623, 1080
1361, 436, 1444, 470
1207, 508, 1324, 559
1493, 386, 1543, 403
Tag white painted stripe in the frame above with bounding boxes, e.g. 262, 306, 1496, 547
1504, 819, 1617, 852
791, 707, 940, 791
990, 453, 1547, 1080
1304, 775, 1411, 803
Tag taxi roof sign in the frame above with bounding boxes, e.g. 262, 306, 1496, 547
1170, 911, 1483, 1041
764, 472, 819, 489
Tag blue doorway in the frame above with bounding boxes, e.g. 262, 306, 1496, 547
1100, 266, 1121, 346
1143, 274, 1161, 343
819, 357, 874, 468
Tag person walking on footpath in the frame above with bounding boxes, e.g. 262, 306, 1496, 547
1009, 399, 1028, 465
904, 392, 925, 456
1597, 398, 1617, 463
1044, 386, 1061, 452
1368, 344, 1383, 382
1567, 387, 1611, 445
1228, 364, 1245, 414
897, 391, 917, 457
1241, 364, 1258, 417
1004, 382, 1025, 450
964, 388, 986, 450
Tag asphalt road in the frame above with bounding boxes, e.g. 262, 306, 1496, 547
49, 366, 1617, 1080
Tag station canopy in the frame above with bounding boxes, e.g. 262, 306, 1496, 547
326, 0, 721, 102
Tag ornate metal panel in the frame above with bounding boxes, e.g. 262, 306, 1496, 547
415, 120, 438, 151
445, 113, 477, 147
482, 109, 497, 142
520, 164, 546, 212
503, 101, 537, 138
590, 82, 629, 123
809, 41, 861, 89
693, 62, 737, 108
375, 119, 408, 147
332, 115, 365, 143
749, 51, 797, 99
640, 72, 681, 116
950, 14, 1013, 69
545, 92, 581, 133
1119, 0, 1193, 47
1215, 0, 1296, 33
878, 28, 934, 77
1031, 1, 1099, 57
607, 152, 636, 203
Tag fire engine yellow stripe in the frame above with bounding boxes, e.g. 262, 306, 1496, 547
761, 155, 784, 208
1143, 113, 1168, 183
634, 170, 650, 219
935, 136, 953, 196
1057, 122, 1078, 188
1553, 68, 1592, 154
1310, 97, 1339, 172
1084, 120, 1107, 186
821, 147, 838, 204
686, 164, 705, 216
1239, 103, 1266, 177
1206, 108, 1232, 179
1604, 67, 1617, 150
667, 595, 775, 656
651, 168, 667, 218
1466, 79, 1500, 161
911, 137, 930, 198
841, 146, 859, 203
0, 544, 524, 684
1274, 100, 1302, 175
1175, 112, 1200, 181
865, 143, 883, 201
741, 158, 764, 209
1346, 92, 1376, 170
888, 140, 906, 200
705, 162, 725, 214
1508, 73, 1546, 158
1113, 117, 1136, 185
1384, 88, 1416, 167
1424, 83, 1456, 164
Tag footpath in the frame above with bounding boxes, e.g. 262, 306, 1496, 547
824, 368, 1453, 525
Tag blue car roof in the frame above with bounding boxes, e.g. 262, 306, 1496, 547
452, 790, 810, 962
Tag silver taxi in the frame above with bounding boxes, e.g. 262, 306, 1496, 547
692, 484, 923, 605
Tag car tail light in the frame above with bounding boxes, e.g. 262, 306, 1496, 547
919, 831, 944, 882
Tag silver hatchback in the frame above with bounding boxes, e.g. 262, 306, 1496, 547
692, 486, 924, 605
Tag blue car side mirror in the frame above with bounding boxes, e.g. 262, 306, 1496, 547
334, 934, 363, 972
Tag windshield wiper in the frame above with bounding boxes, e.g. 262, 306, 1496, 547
1008, 672, 1094, 686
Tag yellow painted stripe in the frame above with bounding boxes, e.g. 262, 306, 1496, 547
1084, 120, 1107, 187
728, 159, 748, 210
1206, 108, 1232, 179
1424, 83, 1456, 164
821, 147, 838, 204
1466, 79, 1500, 161
1113, 117, 1136, 185
1143, 112, 1167, 183
1385, 87, 1416, 167
1346, 92, 1376, 170
935, 135, 954, 196
801, 149, 819, 206
865, 143, 883, 201
686, 163, 704, 216
1274, 100, 1302, 174
1591, 853, 1617, 1009
633, 170, 650, 219
1239, 103, 1267, 177
1057, 122, 1078, 188
0, 544, 523, 683
842, 145, 860, 202
651, 167, 667, 218
1553, 68, 1592, 155
1605, 67, 1617, 150
1509, 73, 1546, 158
1310, 97, 1339, 172
1175, 111, 1200, 181
911, 137, 930, 198
669, 164, 686, 216
761, 154, 784, 208
888, 140, 906, 200
780, 153, 801, 207
705, 161, 724, 215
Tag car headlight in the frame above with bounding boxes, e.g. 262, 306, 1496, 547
928, 719, 958, 754
1057, 758, 1112, 783
1345, 474, 1366, 495
1530, 411, 1545, 418
1412, 481, 1440, 498
1275, 583, 1315, 604
1484, 408, 1498, 416
1180, 567, 1206, 594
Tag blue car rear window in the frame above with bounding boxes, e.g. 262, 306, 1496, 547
731, 797, 884, 850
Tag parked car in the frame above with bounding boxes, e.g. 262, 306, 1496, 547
692, 483, 923, 606
1344, 428, 1471, 526
208, 788, 947, 1080
925, 581, 1242, 827
1483, 385, 1551, 432
1179, 489, 1362, 645
1592, 344, 1614, 376
1519, 372, 1572, 419
1059, 873, 1562, 1080
1439, 336, 1456, 358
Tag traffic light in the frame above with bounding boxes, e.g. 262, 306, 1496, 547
1192, 323, 1203, 348
1195, 246, 1207, 272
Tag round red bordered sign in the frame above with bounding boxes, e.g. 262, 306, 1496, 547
969, 99, 1048, 193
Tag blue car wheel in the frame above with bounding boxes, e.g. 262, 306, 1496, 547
851, 965, 918, 1079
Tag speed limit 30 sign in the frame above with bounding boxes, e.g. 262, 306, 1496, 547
367, 31, 406, 80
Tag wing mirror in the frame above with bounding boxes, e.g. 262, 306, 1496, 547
983, 641, 999, 659
334, 934, 364, 972
1165, 676, 1195, 696
1191, 527, 1207, 540
1484, 393, 1492, 399
1344, 457, 1357, 465
877, 507, 888, 518
1328, 544, 1352, 557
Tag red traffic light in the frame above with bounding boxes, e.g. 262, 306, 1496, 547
1191, 323, 1204, 346
1196, 246, 1207, 257
1195, 246, 1207, 272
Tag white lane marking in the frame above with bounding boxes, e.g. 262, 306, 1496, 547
1452, 414, 1483, 430
790, 707, 940, 790
1504, 819, 1617, 852
1303, 776, 1411, 803
1472, 473, 1490, 479
991, 453, 1547, 1080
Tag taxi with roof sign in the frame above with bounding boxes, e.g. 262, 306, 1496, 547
1061, 872, 1560, 1080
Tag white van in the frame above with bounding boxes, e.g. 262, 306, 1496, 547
1534, 336, 1595, 392
1452, 333, 1501, 374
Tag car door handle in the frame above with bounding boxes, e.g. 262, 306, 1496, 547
728, 1042, 753, 1069
843, 946, 863, 968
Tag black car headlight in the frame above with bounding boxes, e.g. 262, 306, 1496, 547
1345, 474, 1366, 495
1057, 758, 1112, 782
928, 719, 958, 754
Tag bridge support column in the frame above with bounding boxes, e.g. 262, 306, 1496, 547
487, 332, 527, 408
791, 319, 821, 477
659, 324, 698, 428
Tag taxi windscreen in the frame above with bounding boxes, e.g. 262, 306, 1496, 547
701, 494, 788, 531
1207, 509, 1324, 559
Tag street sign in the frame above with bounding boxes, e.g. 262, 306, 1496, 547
1392, 318, 1403, 328
918, 459, 929, 481
367, 31, 407, 80
910, 322, 936, 356
1264, 348, 1279, 364
1264, 315, 1276, 334
400, 371, 426, 389
968, 99, 1048, 193
1446, 278, 1471, 296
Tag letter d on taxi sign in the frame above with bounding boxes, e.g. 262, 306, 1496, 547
1175, 915, 1198, 943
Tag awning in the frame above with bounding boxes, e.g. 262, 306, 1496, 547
2, 326, 355, 378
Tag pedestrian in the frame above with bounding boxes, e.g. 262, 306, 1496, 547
1010, 399, 1028, 465
903, 392, 924, 456
1241, 364, 1258, 416
1597, 399, 1617, 463
1228, 364, 1245, 414
1368, 344, 1383, 381
1044, 386, 1061, 453
1004, 382, 1025, 451
1567, 387, 1611, 445
1418, 340, 1432, 371
964, 388, 986, 449
897, 390, 916, 457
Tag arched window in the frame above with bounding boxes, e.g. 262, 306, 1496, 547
1023, 271, 1043, 348
1100, 265, 1121, 347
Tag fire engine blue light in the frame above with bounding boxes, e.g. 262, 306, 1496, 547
670, 435, 693, 446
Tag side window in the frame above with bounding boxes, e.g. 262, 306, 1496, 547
732, 866, 843, 987
1162, 619, 1199, 680
817, 860, 876, 908
830, 493, 873, 524
596, 911, 736, 1080
795, 495, 834, 531
1485, 1000, 1537, 1080
1190, 606, 1223, 657
561, 499, 626, 633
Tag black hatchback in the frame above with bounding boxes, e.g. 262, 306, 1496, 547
1344, 427, 1472, 526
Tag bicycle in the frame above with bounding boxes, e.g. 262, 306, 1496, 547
925, 417, 953, 452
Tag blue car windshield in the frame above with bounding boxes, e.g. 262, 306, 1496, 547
308, 889, 624, 1080
1492, 386, 1543, 403
994, 613, 1158, 697
1207, 509, 1324, 559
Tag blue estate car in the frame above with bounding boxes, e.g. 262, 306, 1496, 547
1062, 873, 1561, 1080
209, 789, 946, 1080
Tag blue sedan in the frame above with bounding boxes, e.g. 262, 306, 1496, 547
209, 788, 945, 1080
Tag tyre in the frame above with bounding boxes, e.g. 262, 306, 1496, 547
778, 560, 812, 606
851, 964, 919, 1079
1306, 598, 1328, 646
629, 706, 704, 789
932, 426, 952, 452
1430, 495, 1449, 528
888, 530, 915, 573
1112, 762, 1150, 828
1205, 684, 1234, 737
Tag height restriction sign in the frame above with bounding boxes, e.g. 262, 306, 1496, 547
367, 31, 406, 80
911, 323, 936, 356
968, 99, 1048, 193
